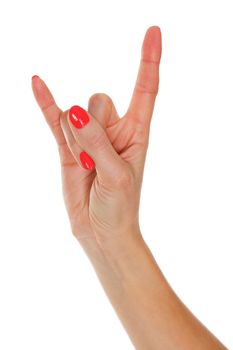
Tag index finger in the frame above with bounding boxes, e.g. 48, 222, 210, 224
126, 26, 162, 128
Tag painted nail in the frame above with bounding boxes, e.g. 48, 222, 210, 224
80, 151, 95, 170
32, 75, 39, 80
69, 105, 89, 128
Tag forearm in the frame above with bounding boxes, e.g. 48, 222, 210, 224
78, 231, 227, 350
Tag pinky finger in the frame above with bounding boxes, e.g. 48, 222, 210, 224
31, 75, 66, 147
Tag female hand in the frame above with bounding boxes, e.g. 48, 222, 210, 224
31, 28, 228, 350
31, 26, 162, 248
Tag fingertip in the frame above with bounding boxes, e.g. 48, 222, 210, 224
31, 75, 42, 92
146, 25, 161, 35
80, 151, 96, 171
68, 105, 90, 129
144, 25, 162, 44
142, 25, 162, 62
32, 75, 40, 81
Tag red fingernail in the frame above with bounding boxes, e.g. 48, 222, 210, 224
32, 75, 39, 80
80, 151, 95, 170
69, 105, 89, 128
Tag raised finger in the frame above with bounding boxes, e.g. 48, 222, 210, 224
31, 75, 66, 147
126, 26, 162, 129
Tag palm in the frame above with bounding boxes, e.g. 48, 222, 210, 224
31, 26, 162, 240
59, 106, 144, 238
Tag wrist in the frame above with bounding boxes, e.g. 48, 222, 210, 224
97, 227, 161, 286
96, 222, 142, 254
77, 224, 149, 284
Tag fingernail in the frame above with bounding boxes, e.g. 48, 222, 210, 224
32, 75, 39, 80
80, 151, 95, 170
69, 105, 89, 128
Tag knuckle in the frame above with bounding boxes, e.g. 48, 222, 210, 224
141, 57, 161, 69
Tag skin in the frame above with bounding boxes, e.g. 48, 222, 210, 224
31, 26, 228, 349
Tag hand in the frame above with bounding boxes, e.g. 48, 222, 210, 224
31, 26, 162, 246
31, 29, 229, 350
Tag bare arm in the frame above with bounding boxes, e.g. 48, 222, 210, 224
78, 232, 227, 349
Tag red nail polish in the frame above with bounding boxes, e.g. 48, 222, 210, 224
80, 151, 95, 170
32, 75, 39, 80
69, 105, 89, 128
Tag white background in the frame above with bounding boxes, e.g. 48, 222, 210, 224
0, 0, 232, 348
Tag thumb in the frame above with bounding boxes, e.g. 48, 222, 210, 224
66, 105, 131, 188
87, 93, 120, 128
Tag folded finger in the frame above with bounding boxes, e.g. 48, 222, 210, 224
60, 110, 95, 171
66, 105, 129, 185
